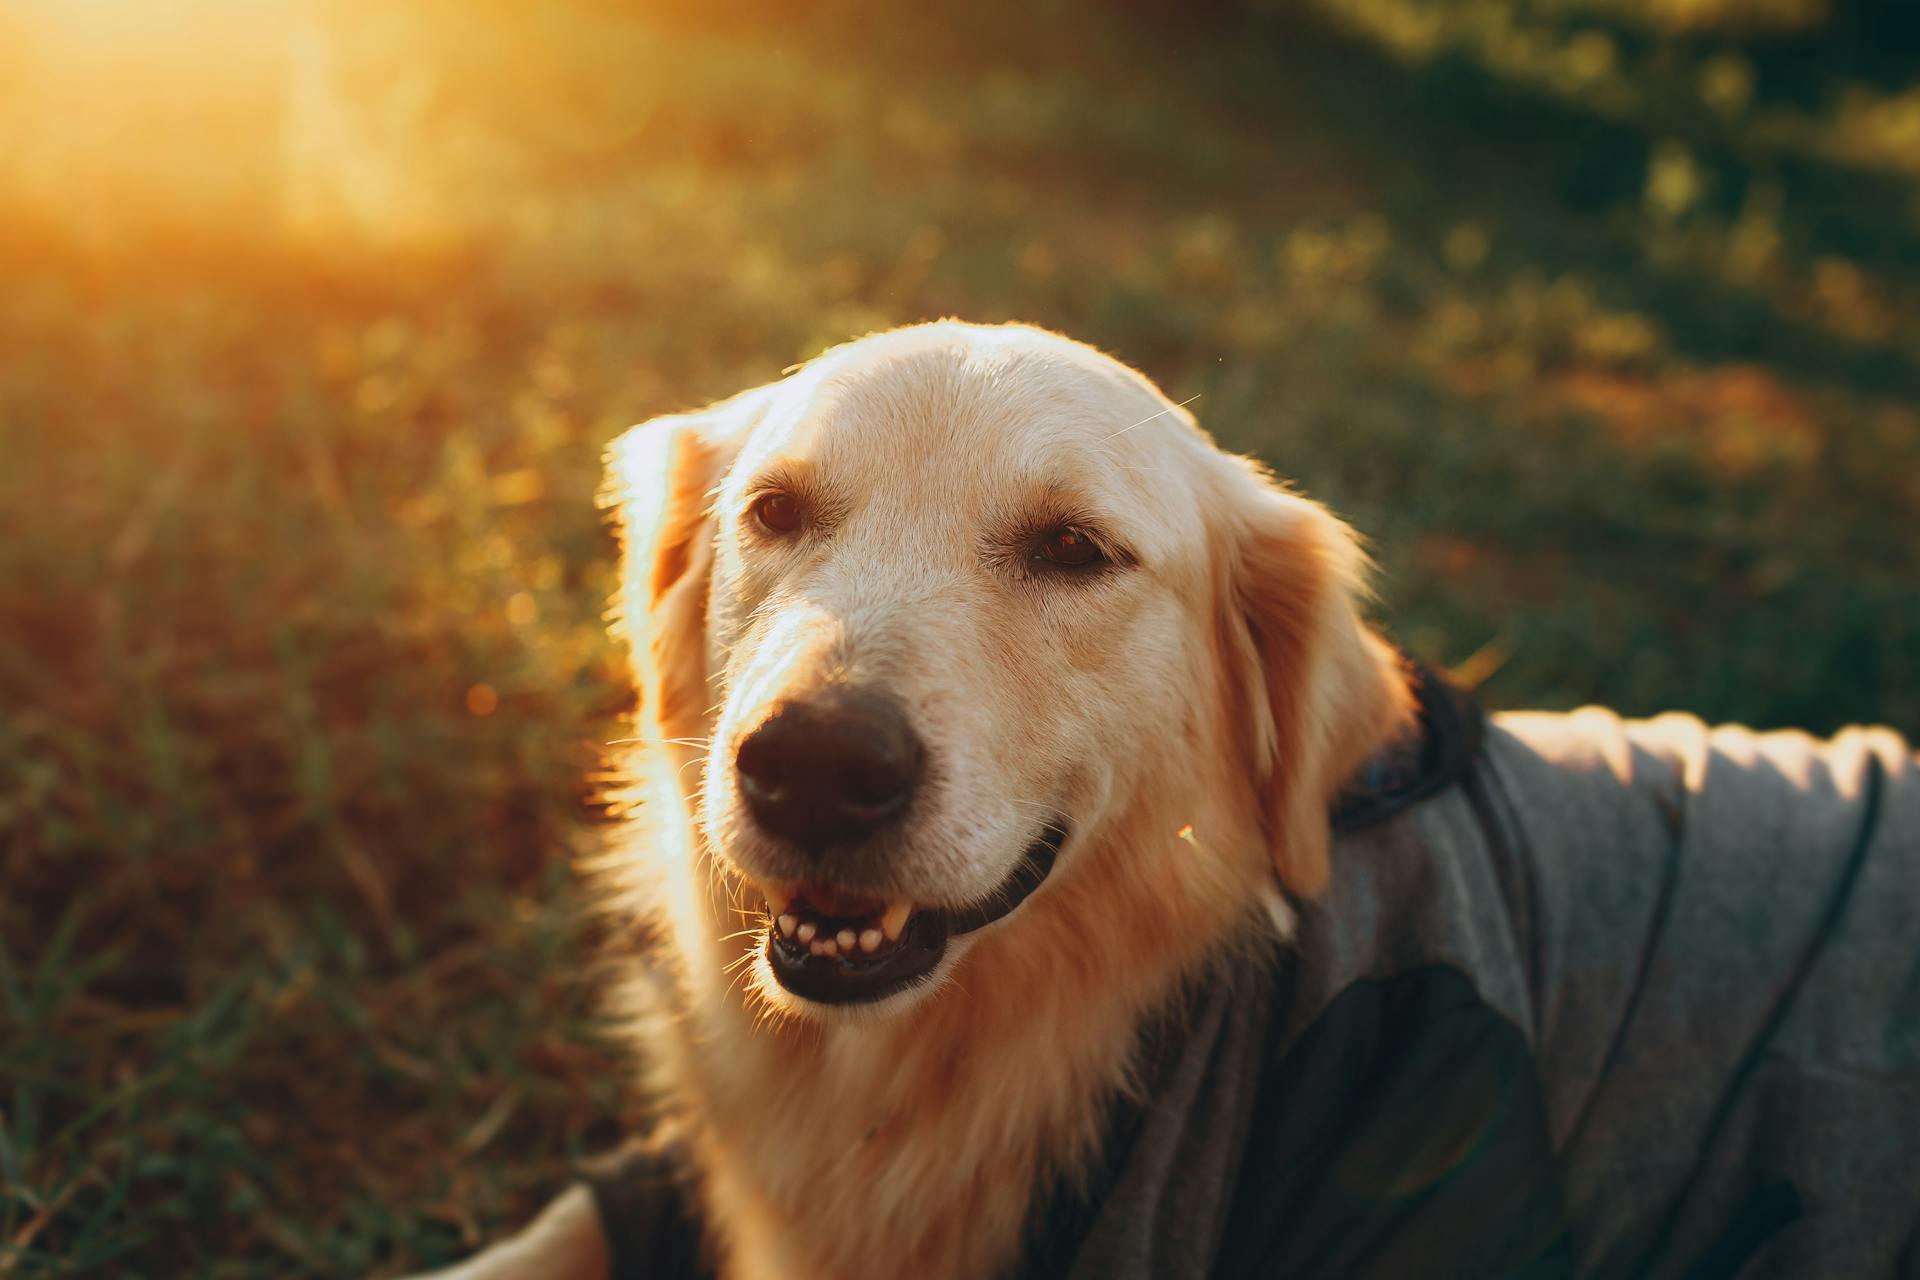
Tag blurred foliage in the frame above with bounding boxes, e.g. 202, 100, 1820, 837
1, 0, 1916, 1273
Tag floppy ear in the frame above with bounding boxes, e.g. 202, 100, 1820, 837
604, 388, 767, 744
1224, 467, 1412, 899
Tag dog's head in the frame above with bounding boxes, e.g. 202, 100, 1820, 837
608, 322, 1409, 1021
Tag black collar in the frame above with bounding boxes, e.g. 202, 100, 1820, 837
1331, 655, 1485, 837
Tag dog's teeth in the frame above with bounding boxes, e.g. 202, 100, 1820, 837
859, 928, 883, 953
797, 921, 818, 944
836, 928, 857, 952
809, 940, 826, 956
776, 914, 797, 938
821, 939, 839, 957
880, 901, 912, 941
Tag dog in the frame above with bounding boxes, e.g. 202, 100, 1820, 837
411, 322, 1918, 1280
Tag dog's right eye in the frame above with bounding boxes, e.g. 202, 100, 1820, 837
751, 491, 804, 535
1033, 525, 1105, 569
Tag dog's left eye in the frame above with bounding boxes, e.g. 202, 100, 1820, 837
751, 490, 804, 535
1033, 525, 1104, 568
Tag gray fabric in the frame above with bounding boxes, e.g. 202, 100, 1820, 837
1479, 712, 1920, 1277
1063, 967, 1276, 1280
1066, 708, 1919, 1278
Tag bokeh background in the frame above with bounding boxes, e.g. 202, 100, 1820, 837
3, 0, 1918, 1273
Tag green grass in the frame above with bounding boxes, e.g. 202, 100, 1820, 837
2, 0, 1917, 1273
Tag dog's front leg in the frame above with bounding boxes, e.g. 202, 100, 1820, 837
396, 1184, 608, 1280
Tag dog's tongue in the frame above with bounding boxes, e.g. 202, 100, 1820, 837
793, 884, 887, 919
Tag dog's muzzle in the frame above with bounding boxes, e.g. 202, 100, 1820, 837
754, 820, 1068, 1006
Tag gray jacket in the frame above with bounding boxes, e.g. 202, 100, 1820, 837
591, 675, 1920, 1278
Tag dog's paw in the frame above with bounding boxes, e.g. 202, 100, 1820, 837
389, 1185, 608, 1280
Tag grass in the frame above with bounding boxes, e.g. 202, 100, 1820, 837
2, 0, 1917, 1273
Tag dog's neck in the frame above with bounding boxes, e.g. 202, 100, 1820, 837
639, 773, 1270, 1280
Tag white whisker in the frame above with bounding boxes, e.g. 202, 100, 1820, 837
606, 735, 713, 748
1100, 392, 1200, 441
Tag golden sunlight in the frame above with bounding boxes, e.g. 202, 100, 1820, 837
2, 0, 453, 249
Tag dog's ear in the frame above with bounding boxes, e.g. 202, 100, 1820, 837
604, 387, 767, 743
1223, 466, 1412, 899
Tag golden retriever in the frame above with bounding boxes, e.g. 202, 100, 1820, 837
405, 320, 1920, 1279
413, 319, 1413, 1279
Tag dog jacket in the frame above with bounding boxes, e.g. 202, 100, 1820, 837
587, 666, 1920, 1278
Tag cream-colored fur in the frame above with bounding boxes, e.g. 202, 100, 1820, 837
403, 321, 1411, 1280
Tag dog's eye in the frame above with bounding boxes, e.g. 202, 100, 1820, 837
751, 491, 804, 535
1033, 525, 1104, 569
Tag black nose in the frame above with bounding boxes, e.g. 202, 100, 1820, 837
735, 689, 923, 854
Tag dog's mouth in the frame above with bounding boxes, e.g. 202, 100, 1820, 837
753, 820, 1067, 1006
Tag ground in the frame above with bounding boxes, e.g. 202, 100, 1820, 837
2, 0, 1917, 1274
